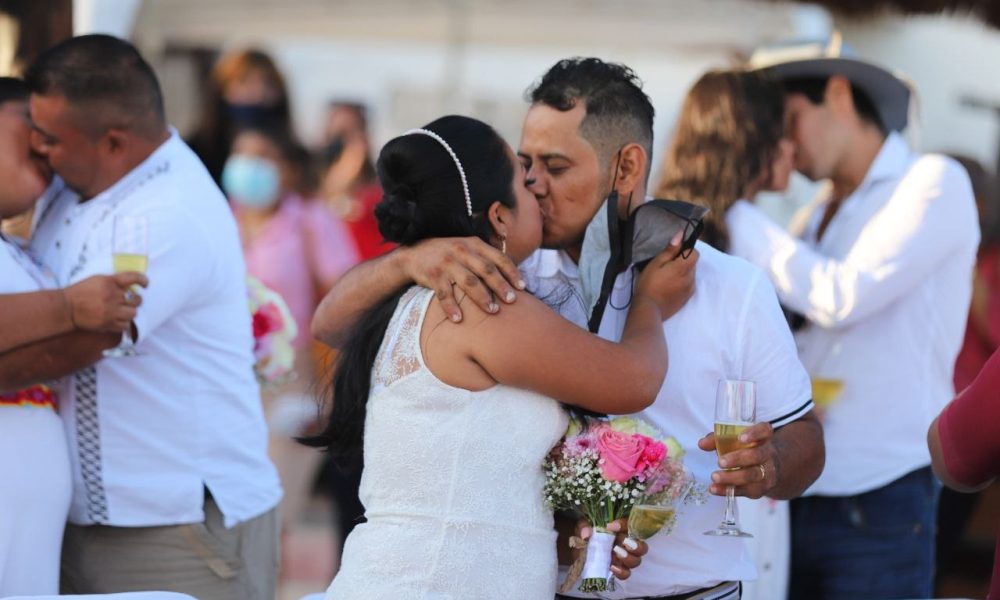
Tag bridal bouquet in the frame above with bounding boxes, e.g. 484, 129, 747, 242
543, 415, 694, 593
247, 276, 297, 384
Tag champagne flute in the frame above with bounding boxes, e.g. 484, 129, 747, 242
627, 502, 676, 542
811, 377, 844, 409
103, 215, 148, 358
704, 378, 756, 538
626, 480, 693, 543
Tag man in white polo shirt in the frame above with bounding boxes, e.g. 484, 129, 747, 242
312, 57, 825, 599
726, 37, 979, 598
4, 35, 282, 597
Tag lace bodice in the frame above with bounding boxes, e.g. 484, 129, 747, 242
326, 287, 569, 600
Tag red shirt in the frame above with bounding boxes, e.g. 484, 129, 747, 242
954, 246, 1000, 390
345, 183, 395, 260
939, 346, 1000, 600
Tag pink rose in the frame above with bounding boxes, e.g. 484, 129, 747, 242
638, 439, 667, 474
596, 428, 646, 483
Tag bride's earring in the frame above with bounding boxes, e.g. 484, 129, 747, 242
500, 235, 507, 255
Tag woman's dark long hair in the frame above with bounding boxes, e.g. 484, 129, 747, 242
301, 115, 516, 469
654, 70, 785, 252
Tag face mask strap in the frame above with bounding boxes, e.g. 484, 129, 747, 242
586, 148, 628, 333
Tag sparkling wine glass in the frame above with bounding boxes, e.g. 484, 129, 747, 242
103, 215, 148, 358
811, 377, 844, 409
625, 479, 693, 545
704, 378, 756, 538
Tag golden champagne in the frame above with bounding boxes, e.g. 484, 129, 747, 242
627, 505, 675, 540
714, 422, 751, 461
113, 253, 148, 274
811, 378, 844, 408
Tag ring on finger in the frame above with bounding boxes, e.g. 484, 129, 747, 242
124, 290, 137, 303
758, 462, 767, 481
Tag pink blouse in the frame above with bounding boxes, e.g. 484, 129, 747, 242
237, 195, 360, 348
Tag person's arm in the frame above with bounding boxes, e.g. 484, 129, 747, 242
312, 236, 525, 347
303, 201, 361, 295
928, 346, 1000, 493
0, 272, 146, 354
467, 244, 697, 414
927, 416, 987, 493
697, 270, 825, 499
0, 330, 118, 393
727, 156, 979, 329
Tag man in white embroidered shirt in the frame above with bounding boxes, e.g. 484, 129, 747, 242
4, 35, 282, 596
725, 37, 979, 599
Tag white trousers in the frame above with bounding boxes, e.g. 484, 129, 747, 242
737, 496, 790, 600
0, 406, 72, 596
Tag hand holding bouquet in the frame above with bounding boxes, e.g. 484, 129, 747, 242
544, 416, 696, 593
246, 276, 297, 384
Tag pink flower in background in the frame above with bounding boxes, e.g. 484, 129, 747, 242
252, 302, 284, 341
247, 276, 297, 384
596, 428, 646, 483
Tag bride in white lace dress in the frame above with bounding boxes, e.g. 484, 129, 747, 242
304, 116, 696, 600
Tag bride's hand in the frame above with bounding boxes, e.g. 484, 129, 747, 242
575, 518, 648, 580
634, 232, 699, 321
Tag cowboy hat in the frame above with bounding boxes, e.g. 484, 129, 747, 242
749, 32, 913, 132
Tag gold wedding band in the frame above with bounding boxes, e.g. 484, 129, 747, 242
758, 463, 767, 481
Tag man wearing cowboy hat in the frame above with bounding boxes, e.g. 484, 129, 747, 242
725, 34, 980, 598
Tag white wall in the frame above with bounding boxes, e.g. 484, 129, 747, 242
840, 13, 1000, 167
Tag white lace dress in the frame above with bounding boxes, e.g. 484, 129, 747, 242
325, 287, 569, 600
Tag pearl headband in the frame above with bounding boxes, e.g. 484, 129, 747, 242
404, 128, 472, 217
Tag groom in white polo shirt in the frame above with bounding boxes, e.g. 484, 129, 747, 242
5, 35, 282, 597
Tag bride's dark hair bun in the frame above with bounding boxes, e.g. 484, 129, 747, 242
372, 115, 515, 248
375, 184, 422, 245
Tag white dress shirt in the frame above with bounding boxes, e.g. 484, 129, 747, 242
522, 242, 813, 597
30, 130, 282, 528
727, 132, 979, 496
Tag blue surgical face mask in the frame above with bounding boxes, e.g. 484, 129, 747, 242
222, 155, 281, 209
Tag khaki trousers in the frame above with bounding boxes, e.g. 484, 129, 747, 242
61, 499, 279, 600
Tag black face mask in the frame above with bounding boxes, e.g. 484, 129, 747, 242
225, 102, 281, 129
579, 196, 708, 333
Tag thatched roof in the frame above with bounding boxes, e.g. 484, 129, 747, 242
770, 0, 1000, 29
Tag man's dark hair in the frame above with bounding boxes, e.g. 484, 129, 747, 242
526, 57, 655, 181
0, 77, 28, 105
780, 76, 885, 134
24, 34, 165, 138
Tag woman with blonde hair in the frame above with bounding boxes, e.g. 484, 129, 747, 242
655, 69, 793, 252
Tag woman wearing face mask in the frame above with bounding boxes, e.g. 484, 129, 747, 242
188, 48, 294, 186
223, 122, 359, 567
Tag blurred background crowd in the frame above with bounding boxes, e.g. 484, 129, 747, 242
1, 1, 999, 598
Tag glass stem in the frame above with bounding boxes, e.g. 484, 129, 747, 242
723, 485, 737, 526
